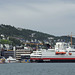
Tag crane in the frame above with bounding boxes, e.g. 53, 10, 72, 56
68, 32, 75, 46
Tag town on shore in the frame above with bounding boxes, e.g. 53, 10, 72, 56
0, 25, 75, 63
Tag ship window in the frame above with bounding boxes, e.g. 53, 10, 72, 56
36, 56, 41, 57
31, 56, 36, 57
69, 51, 75, 52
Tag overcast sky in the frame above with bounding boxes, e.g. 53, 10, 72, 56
0, 0, 75, 36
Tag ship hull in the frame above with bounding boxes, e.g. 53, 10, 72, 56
30, 58, 75, 63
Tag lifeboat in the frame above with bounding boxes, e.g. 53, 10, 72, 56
69, 53, 72, 55
56, 52, 66, 54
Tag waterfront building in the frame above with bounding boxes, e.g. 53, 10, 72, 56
3, 51, 14, 58
16, 48, 32, 60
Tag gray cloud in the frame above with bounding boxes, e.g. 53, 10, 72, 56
0, 0, 75, 36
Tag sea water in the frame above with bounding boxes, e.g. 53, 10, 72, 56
0, 63, 75, 75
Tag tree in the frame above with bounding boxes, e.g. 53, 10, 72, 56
0, 39, 11, 44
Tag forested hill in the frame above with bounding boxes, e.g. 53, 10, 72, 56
0, 24, 54, 41
0, 24, 75, 44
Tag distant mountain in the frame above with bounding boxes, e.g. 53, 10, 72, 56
0, 24, 75, 45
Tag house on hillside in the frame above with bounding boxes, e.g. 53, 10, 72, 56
0, 44, 13, 51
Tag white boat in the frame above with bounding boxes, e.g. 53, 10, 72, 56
5, 56, 19, 63
30, 42, 75, 62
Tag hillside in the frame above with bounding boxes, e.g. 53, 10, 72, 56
0, 24, 54, 41
0, 24, 75, 45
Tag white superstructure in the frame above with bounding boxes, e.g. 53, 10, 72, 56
30, 42, 75, 62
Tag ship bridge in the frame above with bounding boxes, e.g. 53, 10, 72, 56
55, 42, 69, 52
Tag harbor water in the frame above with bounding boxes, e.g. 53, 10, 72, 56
0, 63, 75, 75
